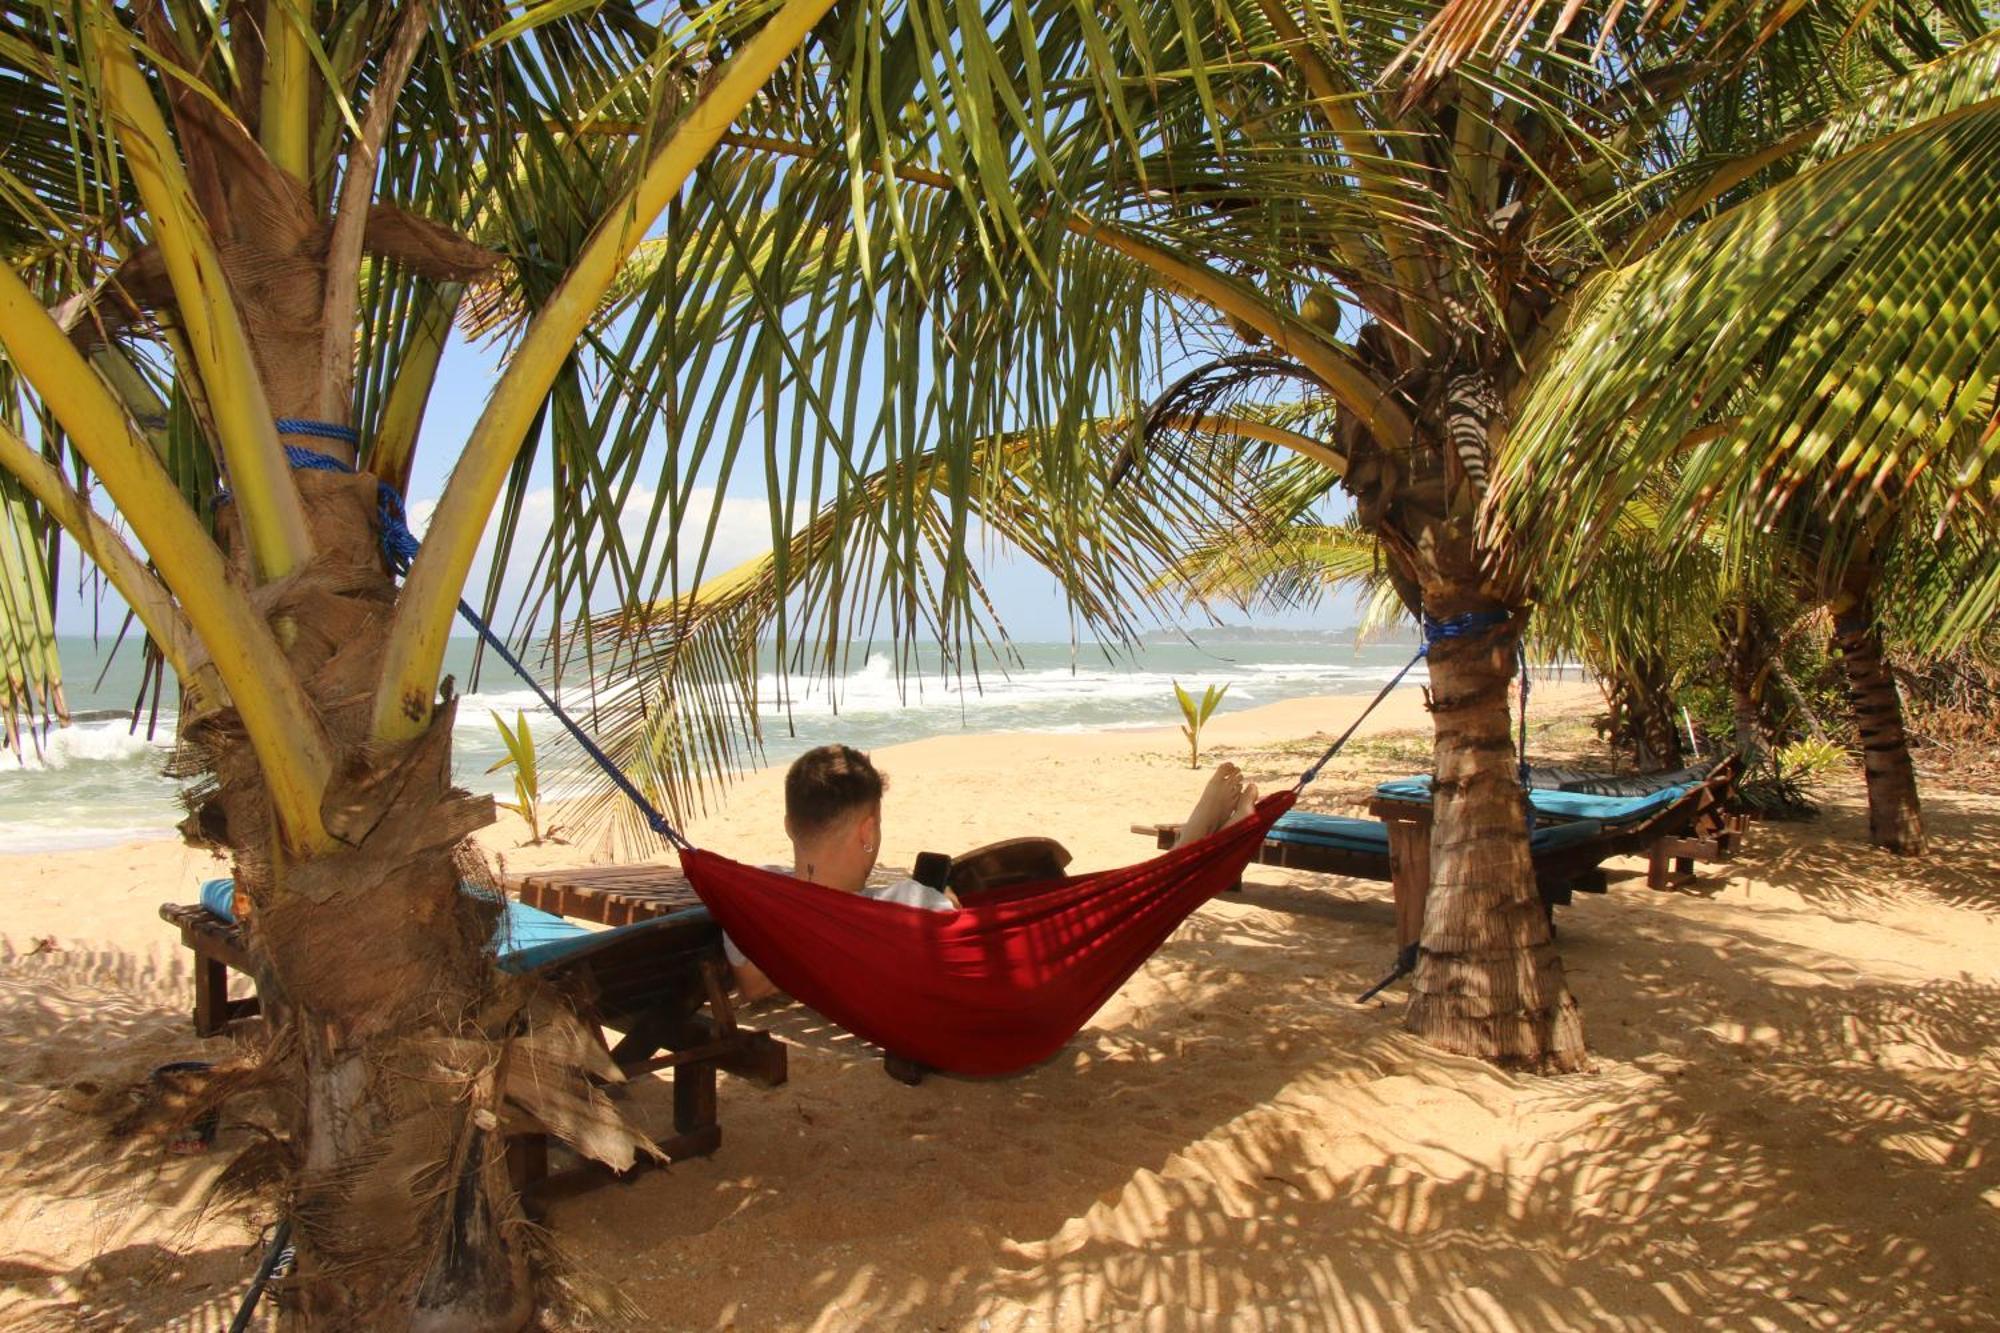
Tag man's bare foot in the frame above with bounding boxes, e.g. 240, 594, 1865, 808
1174, 763, 1244, 848
1228, 781, 1260, 827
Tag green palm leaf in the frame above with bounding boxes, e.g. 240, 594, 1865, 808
1493, 78, 2000, 646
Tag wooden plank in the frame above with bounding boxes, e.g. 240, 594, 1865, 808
194, 955, 230, 1038
503, 863, 701, 926
1372, 807, 1432, 951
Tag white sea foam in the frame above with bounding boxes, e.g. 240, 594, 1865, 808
4, 820, 180, 854
3, 716, 175, 770
13, 636, 1437, 851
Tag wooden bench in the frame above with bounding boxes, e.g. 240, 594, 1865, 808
158, 877, 787, 1208
160, 902, 262, 1037
512, 907, 787, 1207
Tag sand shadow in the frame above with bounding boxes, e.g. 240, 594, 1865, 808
16, 788, 1999, 1331
558, 795, 2000, 1330
0, 945, 271, 1330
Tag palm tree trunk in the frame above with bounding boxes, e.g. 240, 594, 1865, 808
1636, 700, 1684, 770
258, 833, 531, 1330
1610, 658, 1683, 769
1405, 609, 1587, 1072
1830, 580, 1926, 855
204, 472, 532, 1329
1716, 603, 1769, 762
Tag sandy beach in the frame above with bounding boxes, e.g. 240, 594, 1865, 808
3, 678, 1997, 1330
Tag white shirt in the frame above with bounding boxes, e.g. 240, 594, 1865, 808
722, 867, 955, 967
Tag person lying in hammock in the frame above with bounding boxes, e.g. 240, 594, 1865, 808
727, 744, 1259, 1001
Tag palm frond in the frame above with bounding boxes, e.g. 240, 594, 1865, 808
1164, 517, 1387, 612
0, 470, 64, 756
541, 413, 1230, 854
1492, 85, 2000, 645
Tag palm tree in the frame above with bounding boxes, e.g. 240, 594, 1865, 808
1489, 35, 2000, 855
6, 2, 1998, 1326
556, 1, 1996, 1086
0, 1, 990, 1323
1093, 6, 1997, 1064
0, 0, 1321, 1321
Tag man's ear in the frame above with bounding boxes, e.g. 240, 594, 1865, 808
857, 805, 882, 851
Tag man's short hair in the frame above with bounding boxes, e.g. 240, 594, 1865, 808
785, 745, 886, 837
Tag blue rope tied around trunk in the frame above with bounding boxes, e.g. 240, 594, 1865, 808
273, 418, 361, 444
1294, 609, 1512, 790
238, 437, 694, 850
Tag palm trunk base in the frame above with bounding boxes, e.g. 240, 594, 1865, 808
1833, 605, 1926, 856
1406, 940, 1589, 1074
285, 1025, 533, 1332
1860, 765, 1926, 855
1403, 606, 1589, 1075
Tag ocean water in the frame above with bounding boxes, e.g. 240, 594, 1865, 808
2, 630, 1426, 852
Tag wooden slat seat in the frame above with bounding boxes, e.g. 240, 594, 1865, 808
1133, 756, 1748, 956
158, 872, 787, 1208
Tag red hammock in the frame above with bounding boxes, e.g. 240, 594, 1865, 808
680, 790, 1295, 1076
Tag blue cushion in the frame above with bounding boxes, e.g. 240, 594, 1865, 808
1269, 812, 1392, 854
1270, 812, 1604, 858
1374, 775, 1688, 827
1374, 777, 1434, 803
194, 877, 619, 974
1528, 818, 1605, 852
1523, 785, 1689, 824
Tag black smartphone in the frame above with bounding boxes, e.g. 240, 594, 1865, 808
911, 851, 952, 889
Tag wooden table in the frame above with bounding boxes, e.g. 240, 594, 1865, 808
490, 863, 790, 1205
503, 863, 704, 925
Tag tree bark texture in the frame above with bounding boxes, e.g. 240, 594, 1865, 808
1404, 611, 1588, 1073
1604, 656, 1683, 769
1715, 602, 1773, 762
196, 472, 533, 1330
1830, 581, 1926, 856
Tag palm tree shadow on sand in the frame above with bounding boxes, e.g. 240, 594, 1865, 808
567, 801, 2000, 1330
17, 791, 1999, 1329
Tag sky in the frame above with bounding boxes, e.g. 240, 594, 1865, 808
52, 328, 1364, 645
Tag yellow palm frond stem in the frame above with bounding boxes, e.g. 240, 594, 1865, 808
0, 425, 223, 710
366, 282, 460, 497
89, 347, 172, 452
1079, 220, 1415, 449
0, 267, 334, 850
1155, 413, 1348, 475
370, 0, 843, 744
91, 10, 314, 581
258, 0, 311, 182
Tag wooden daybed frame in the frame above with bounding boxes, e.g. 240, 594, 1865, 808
159, 882, 787, 1208
1133, 755, 1747, 951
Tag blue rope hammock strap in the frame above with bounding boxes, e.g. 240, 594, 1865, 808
227, 436, 1531, 852
1294, 609, 1520, 789
216, 433, 693, 849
